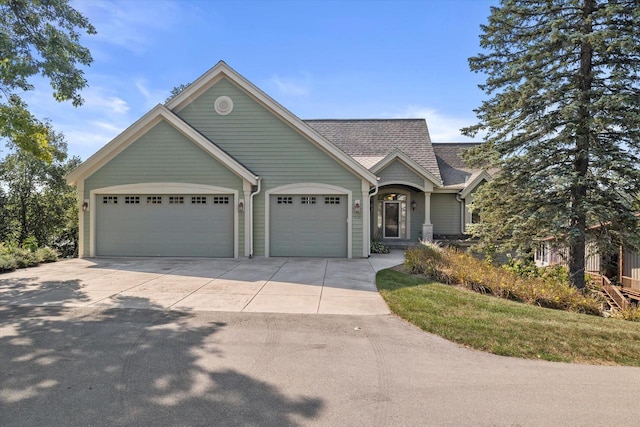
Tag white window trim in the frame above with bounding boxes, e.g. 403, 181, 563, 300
89, 182, 238, 258
265, 183, 352, 258
376, 187, 412, 240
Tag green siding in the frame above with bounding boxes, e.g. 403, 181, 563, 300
432, 193, 462, 235
177, 78, 364, 257
82, 120, 244, 257
378, 160, 424, 189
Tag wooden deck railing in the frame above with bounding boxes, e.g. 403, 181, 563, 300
621, 276, 640, 292
596, 274, 629, 311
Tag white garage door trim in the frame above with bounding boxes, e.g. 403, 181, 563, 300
89, 182, 239, 258
265, 183, 352, 258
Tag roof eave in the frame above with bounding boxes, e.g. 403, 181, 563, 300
459, 170, 491, 198
370, 148, 443, 187
66, 104, 258, 186
166, 61, 377, 185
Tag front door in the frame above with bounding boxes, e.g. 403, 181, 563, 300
384, 201, 400, 238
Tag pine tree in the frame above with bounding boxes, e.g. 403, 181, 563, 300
462, 0, 640, 289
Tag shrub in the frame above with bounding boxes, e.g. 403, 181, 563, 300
613, 305, 640, 322
503, 257, 541, 278
11, 248, 43, 269
22, 236, 39, 253
0, 255, 17, 272
37, 247, 59, 263
370, 241, 390, 254
404, 245, 601, 315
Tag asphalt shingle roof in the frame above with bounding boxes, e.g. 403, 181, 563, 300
432, 143, 482, 189
304, 119, 442, 182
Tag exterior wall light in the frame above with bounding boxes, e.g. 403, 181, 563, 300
411, 200, 417, 212
82, 200, 89, 212
354, 200, 361, 214
238, 200, 245, 212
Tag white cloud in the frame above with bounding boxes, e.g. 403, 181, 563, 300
73, 0, 196, 54
19, 83, 135, 158
269, 75, 311, 97
135, 79, 169, 109
394, 105, 482, 142
82, 89, 129, 115
61, 123, 125, 149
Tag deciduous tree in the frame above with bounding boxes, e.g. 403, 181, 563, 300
462, 0, 640, 289
0, 0, 95, 161
0, 127, 80, 256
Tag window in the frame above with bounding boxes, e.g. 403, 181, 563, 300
169, 196, 184, 204
277, 196, 293, 205
301, 196, 316, 205
124, 196, 140, 204
191, 196, 207, 204
324, 196, 340, 205
213, 196, 229, 204
535, 244, 548, 264
146, 196, 162, 204
103, 196, 118, 204
378, 193, 407, 202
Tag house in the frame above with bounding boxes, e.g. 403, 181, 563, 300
534, 232, 640, 292
67, 61, 489, 258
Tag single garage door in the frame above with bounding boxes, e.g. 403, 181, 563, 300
96, 194, 234, 257
270, 194, 347, 257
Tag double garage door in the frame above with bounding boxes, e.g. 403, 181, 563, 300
96, 194, 233, 257
95, 192, 348, 258
270, 194, 347, 257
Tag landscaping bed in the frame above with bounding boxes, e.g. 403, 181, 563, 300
376, 244, 640, 365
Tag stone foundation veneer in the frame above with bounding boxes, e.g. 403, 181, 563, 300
422, 223, 434, 242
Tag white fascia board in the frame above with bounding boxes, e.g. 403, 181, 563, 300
432, 188, 464, 193
166, 61, 377, 185
66, 104, 258, 186
66, 104, 168, 185
459, 170, 491, 199
370, 148, 443, 187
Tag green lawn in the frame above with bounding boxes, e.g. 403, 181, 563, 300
377, 268, 640, 365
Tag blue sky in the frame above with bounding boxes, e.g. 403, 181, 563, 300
24, 0, 498, 160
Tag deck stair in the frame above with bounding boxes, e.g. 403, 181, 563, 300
592, 273, 630, 311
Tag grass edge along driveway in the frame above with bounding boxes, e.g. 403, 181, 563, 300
377, 268, 640, 366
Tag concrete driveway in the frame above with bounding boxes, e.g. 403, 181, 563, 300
0, 253, 404, 315
1, 307, 639, 426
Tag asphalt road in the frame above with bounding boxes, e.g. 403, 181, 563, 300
1, 305, 639, 426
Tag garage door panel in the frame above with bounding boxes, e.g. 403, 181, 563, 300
96, 194, 233, 257
270, 195, 347, 257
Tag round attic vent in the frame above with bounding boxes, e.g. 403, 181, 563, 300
214, 96, 233, 115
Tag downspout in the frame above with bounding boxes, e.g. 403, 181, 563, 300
249, 177, 262, 258
455, 193, 465, 234
368, 177, 380, 257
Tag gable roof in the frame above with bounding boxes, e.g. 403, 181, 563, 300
66, 104, 259, 185
370, 148, 443, 187
166, 61, 377, 185
304, 119, 442, 182
432, 143, 483, 190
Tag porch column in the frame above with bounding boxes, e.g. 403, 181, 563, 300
422, 192, 433, 242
